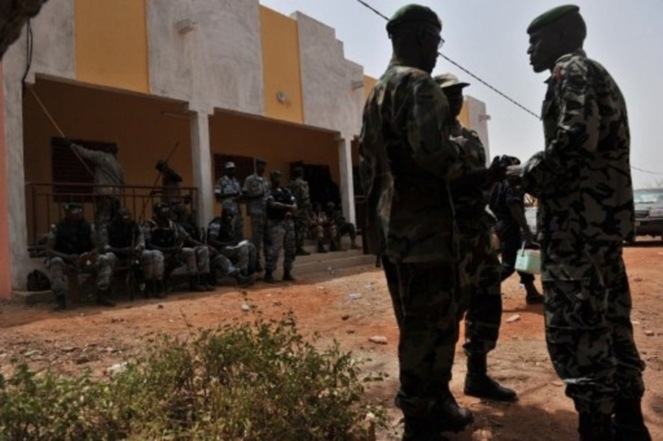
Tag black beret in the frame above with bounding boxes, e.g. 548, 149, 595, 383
386, 4, 441, 35
527, 5, 580, 34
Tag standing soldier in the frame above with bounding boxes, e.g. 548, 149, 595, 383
242, 158, 270, 271
436, 73, 516, 402
510, 5, 650, 440
70, 142, 124, 246
215, 161, 244, 241
101, 207, 166, 299
264, 170, 297, 283
142, 202, 215, 293
45, 202, 114, 309
288, 166, 312, 256
359, 5, 473, 440
155, 159, 183, 205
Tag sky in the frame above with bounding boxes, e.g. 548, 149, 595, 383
259, 0, 663, 189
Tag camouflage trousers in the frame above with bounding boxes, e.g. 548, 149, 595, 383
249, 213, 267, 263
221, 241, 256, 274
94, 196, 120, 246
312, 223, 337, 242
542, 239, 645, 416
47, 255, 112, 295
224, 201, 244, 241
265, 218, 296, 272
211, 253, 239, 278
293, 213, 310, 250
457, 227, 502, 356
103, 250, 165, 281
165, 246, 210, 276
382, 256, 460, 418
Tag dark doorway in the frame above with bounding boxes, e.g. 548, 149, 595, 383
289, 161, 340, 209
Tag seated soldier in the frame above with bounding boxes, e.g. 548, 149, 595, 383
207, 204, 255, 287
310, 203, 337, 253
101, 207, 166, 298
142, 202, 215, 292
325, 202, 360, 250
45, 202, 114, 310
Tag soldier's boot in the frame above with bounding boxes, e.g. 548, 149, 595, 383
523, 280, 544, 304
263, 270, 276, 283
435, 385, 474, 433
143, 279, 154, 299
155, 279, 167, 299
282, 270, 295, 282
464, 353, 518, 402
614, 398, 651, 441
53, 290, 67, 311
201, 273, 216, 291
402, 415, 445, 441
579, 413, 614, 441
96, 288, 116, 307
189, 275, 206, 292
317, 240, 328, 253
296, 246, 310, 256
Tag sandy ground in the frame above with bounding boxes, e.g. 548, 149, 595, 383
1, 241, 662, 440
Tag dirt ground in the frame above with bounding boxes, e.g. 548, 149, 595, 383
1, 242, 662, 441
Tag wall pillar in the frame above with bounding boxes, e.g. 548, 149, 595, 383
0, 63, 13, 298
338, 136, 355, 225
189, 110, 214, 228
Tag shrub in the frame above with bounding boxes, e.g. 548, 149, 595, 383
0, 316, 385, 440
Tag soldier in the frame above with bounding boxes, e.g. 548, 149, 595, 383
45, 202, 114, 309
142, 202, 215, 293
288, 167, 312, 256
324, 201, 360, 251
207, 204, 255, 287
310, 203, 336, 253
214, 161, 244, 241
101, 207, 166, 298
436, 73, 516, 402
70, 142, 124, 246
264, 170, 297, 283
242, 158, 270, 272
155, 159, 183, 204
509, 5, 650, 440
359, 5, 473, 440
489, 158, 544, 305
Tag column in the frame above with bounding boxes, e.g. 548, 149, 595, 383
189, 110, 214, 228
337, 136, 356, 225
0, 63, 12, 297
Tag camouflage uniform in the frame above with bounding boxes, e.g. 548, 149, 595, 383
215, 175, 244, 241
70, 143, 124, 245
142, 218, 210, 276
521, 49, 645, 416
289, 177, 312, 251
264, 187, 296, 274
449, 122, 502, 357
243, 173, 270, 263
359, 62, 464, 419
207, 216, 256, 276
46, 221, 112, 298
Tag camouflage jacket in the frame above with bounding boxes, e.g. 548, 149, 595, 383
359, 63, 463, 263
215, 176, 242, 206
522, 50, 634, 244
242, 174, 270, 217
448, 121, 490, 226
288, 178, 312, 212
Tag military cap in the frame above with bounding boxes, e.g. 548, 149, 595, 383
225, 161, 236, 169
256, 158, 267, 165
63, 201, 82, 211
434, 73, 469, 89
527, 4, 580, 34
386, 4, 441, 35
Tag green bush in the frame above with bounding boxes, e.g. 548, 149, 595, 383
0, 316, 385, 440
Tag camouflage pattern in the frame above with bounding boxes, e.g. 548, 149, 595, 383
289, 177, 312, 250
359, 61, 464, 419
521, 50, 644, 414
243, 173, 270, 261
180, 245, 210, 275
104, 249, 165, 281
310, 210, 337, 243
207, 217, 256, 274
215, 175, 244, 240
47, 254, 112, 294
211, 253, 239, 278
449, 121, 502, 356
265, 186, 296, 273
141, 218, 209, 276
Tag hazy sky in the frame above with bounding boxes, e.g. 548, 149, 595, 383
260, 0, 663, 188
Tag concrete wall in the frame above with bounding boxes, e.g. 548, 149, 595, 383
147, 0, 264, 115
0, 64, 11, 298
465, 96, 491, 162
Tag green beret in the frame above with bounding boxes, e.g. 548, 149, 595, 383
386, 4, 441, 35
434, 73, 469, 89
527, 4, 580, 34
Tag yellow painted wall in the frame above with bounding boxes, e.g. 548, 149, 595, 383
75, 0, 149, 94
458, 100, 470, 128
363, 75, 377, 101
23, 79, 192, 241
260, 6, 304, 124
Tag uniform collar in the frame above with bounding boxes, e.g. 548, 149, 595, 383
544, 49, 586, 84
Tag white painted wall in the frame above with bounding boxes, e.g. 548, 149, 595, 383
466, 96, 491, 163
147, 0, 264, 116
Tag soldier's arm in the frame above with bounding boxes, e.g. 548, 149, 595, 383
45, 226, 74, 261
70, 143, 105, 165
214, 179, 223, 201
407, 76, 461, 180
